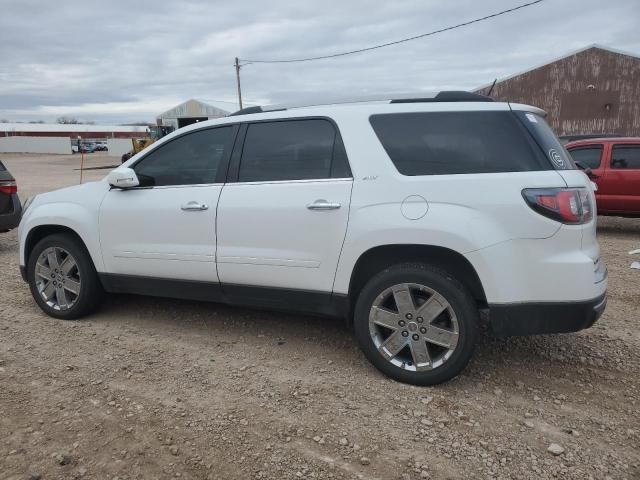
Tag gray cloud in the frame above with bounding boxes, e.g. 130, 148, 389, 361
1, 0, 639, 123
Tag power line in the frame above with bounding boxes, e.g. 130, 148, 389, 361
240, 0, 544, 65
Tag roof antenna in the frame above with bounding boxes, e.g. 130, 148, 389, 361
486, 78, 498, 97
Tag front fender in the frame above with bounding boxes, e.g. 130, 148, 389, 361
19, 202, 105, 272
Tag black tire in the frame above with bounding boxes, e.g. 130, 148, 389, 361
27, 233, 103, 320
353, 263, 478, 386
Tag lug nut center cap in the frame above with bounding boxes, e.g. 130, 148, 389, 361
408, 322, 418, 332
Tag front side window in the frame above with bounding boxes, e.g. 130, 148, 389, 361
370, 111, 550, 176
133, 126, 234, 186
238, 119, 349, 182
611, 145, 640, 169
568, 146, 603, 169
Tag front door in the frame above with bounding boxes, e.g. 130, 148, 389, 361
567, 143, 611, 210
99, 125, 237, 282
216, 118, 353, 296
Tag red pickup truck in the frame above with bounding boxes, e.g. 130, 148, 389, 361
566, 138, 640, 217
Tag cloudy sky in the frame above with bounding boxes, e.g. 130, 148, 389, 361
1, 0, 638, 124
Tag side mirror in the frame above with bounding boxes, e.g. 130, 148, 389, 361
107, 168, 139, 189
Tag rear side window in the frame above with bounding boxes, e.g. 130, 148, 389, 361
611, 145, 640, 169
515, 112, 575, 170
0, 161, 5, 171
568, 146, 603, 169
133, 126, 235, 186
238, 119, 350, 182
369, 111, 549, 176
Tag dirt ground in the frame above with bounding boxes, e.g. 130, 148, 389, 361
1, 153, 639, 480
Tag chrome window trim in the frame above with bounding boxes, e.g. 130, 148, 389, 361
225, 177, 353, 186
117, 183, 225, 191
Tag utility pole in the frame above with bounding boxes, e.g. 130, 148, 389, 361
234, 57, 243, 110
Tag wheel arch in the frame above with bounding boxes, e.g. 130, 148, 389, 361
24, 225, 95, 274
347, 244, 487, 312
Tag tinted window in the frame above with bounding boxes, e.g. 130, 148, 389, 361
515, 112, 574, 170
568, 146, 603, 169
134, 127, 234, 186
611, 145, 640, 169
331, 135, 351, 178
0, 161, 5, 171
239, 119, 348, 182
370, 111, 550, 176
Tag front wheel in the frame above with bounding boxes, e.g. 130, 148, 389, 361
27, 233, 103, 320
353, 263, 478, 386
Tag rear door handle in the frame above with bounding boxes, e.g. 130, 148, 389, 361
306, 199, 341, 210
181, 201, 209, 211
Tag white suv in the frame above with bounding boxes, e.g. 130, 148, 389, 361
18, 91, 608, 385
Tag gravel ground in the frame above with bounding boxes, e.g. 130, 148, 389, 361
1, 153, 639, 480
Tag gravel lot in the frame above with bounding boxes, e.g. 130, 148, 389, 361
1, 153, 639, 480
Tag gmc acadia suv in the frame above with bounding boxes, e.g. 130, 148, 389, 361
18, 92, 608, 385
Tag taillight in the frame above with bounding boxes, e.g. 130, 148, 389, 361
522, 188, 593, 224
0, 181, 17, 195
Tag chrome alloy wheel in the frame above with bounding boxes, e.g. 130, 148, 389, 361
34, 247, 81, 311
368, 283, 459, 372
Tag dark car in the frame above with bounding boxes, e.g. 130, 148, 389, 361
0, 160, 22, 232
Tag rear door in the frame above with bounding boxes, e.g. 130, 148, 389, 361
216, 118, 353, 300
606, 143, 640, 213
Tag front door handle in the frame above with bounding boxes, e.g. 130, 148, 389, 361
306, 199, 341, 210
181, 201, 209, 211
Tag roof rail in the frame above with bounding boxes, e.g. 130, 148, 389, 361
229, 91, 493, 116
390, 91, 493, 103
228, 106, 265, 116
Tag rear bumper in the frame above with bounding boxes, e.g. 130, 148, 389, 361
489, 292, 607, 337
0, 194, 22, 232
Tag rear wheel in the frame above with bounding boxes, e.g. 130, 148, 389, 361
27, 234, 103, 320
354, 263, 478, 385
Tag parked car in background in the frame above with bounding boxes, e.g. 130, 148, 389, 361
94, 141, 108, 151
18, 92, 607, 385
72, 143, 96, 154
0, 160, 22, 232
567, 137, 640, 217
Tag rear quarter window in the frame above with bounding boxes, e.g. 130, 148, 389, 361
515, 111, 575, 170
369, 111, 549, 176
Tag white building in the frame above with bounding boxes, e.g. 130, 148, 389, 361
157, 99, 229, 130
